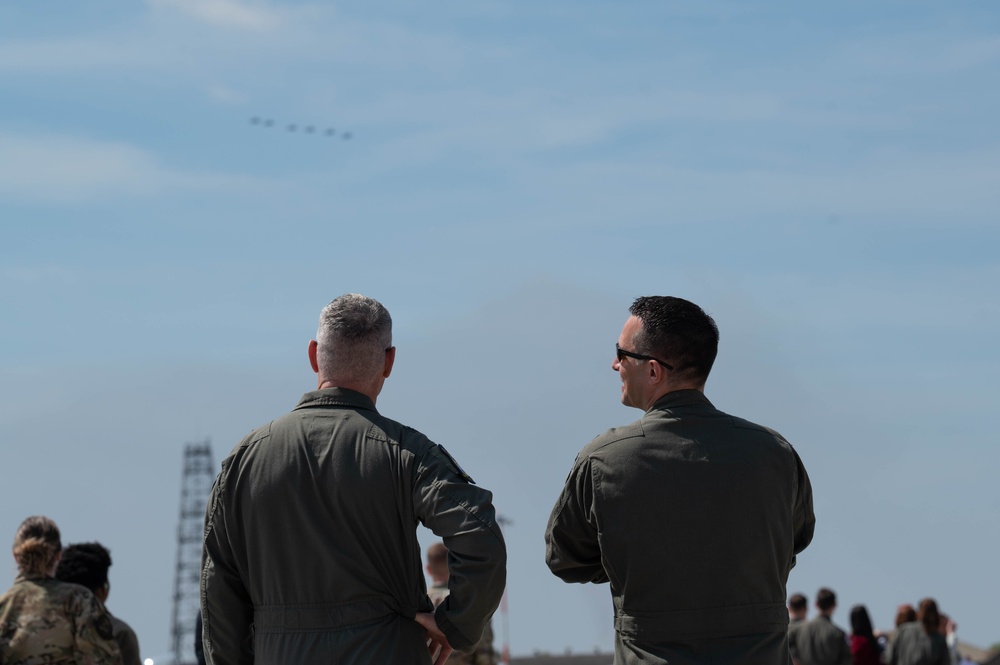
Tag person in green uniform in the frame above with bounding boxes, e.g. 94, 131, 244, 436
0, 516, 122, 665
202, 294, 506, 665
55, 542, 142, 665
545, 296, 815, 665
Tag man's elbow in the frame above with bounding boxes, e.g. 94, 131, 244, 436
545, 551, 606, 584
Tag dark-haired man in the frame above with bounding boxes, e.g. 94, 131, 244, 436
796, 588, 850, 665
545, 296, 815, 665
788, 593, 809, 665
202, 294, 506, 665
55, 542, 141, 665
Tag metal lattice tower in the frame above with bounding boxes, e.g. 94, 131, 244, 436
171, 441, 215, 665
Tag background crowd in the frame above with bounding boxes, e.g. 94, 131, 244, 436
788, 588, 974, 665
0, 515, 991, 665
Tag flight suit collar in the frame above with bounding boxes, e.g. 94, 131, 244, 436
647, 388, 714, 413
293, 387, 379, 413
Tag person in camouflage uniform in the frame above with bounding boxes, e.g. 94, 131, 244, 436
426, 542, 497, 665
0, 516, 122, 665
56, 542, 142, 665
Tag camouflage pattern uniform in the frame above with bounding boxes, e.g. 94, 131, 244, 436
0, 573, 123, 665
428, 584, 496, 665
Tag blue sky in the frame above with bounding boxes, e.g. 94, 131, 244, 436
2, 0, 999, 660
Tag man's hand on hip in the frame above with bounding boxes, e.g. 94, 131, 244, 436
414, 612, 453, 665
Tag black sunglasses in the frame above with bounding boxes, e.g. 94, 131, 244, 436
615, 343, 674, 370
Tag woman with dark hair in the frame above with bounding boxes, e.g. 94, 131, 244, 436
0, 516, 122, 664
886, 598, 951, 665
850, 605, 882, 665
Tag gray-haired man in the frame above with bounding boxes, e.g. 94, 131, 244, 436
202, 294, 507, 665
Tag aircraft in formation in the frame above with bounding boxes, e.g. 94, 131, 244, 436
249, 117, 352, 140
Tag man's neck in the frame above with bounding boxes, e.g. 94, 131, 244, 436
642, 384, 705, 411
316, 380, 379, 404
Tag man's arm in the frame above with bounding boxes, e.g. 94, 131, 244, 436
414, 444, 507, 653
544, 454, 608, 584
791, 447, 816, 559
201, 470, 255, 665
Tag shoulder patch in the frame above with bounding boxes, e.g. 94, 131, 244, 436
436, 444, 475, 484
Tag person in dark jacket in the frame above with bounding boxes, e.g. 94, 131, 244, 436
545, 296, 815, 665
201, 294, 507, 665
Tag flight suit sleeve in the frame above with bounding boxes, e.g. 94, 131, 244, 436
201, 464, 255, 665
544, 454, 608, 584
791, 446, 815, 561
413, 444, 507, 653
73, 591, 123, 665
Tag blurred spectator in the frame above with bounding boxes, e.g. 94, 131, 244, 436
886, 598, 950, 665
789, 593, 809, 665
937, 613, 959, 665
0, 516, 122, 665
796, 588, 851, 665
56, 542, 141, 665
849, 605, 881, 665
896, 605, 917, 627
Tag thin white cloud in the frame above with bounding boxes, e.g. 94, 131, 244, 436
0, 133, 162, 202
205, 84, 248, 105
147, 0, 282, 31
0, 132, 274, 203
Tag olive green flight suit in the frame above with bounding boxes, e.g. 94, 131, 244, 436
202, 388, 506, 665
545, 390, 815, 665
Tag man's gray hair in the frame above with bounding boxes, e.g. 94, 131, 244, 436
316, 294, 392, 382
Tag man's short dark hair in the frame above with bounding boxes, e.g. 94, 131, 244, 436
816, 587, 837, 611
55, 542, 112, 592
788, 593, 808, 612
629, 296, 719, 384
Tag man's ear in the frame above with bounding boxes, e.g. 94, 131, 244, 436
308, 340, 320, 374
383, 346, 396, 378
648, 360, 661, 381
